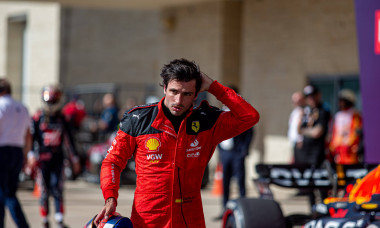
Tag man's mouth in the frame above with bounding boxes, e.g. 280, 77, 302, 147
172, 105, 183, 112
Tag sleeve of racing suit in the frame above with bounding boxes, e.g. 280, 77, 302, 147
100, 129, 136, 204
208, 81, 260, 145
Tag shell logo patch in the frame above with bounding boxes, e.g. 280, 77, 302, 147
192, 121, 200, 133
145, 137, 161, 152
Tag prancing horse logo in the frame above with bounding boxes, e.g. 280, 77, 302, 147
192, 121, 200, 133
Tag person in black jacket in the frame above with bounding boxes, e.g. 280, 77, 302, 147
298, 84, 330, 207
30, 85, 80, 228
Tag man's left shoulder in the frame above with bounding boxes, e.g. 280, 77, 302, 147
186, 101, 223, 135
192, 100, 223, 117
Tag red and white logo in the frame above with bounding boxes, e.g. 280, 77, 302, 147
375, 10, 380, 55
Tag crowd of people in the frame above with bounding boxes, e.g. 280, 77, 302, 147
288, 84, 363, 167
288, 84, 363, 207
0, 60, 365, 227
0, 79, 125, 228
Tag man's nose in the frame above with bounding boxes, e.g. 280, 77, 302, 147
175, 94, 183, 104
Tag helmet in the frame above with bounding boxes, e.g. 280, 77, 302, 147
303, 84, 319, 97
84, 213, 133, 228
41, 85, 62, 105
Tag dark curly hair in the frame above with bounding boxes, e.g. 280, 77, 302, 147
160, 58, 202, 95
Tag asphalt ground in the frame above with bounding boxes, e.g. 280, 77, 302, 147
4, 178, 310, 228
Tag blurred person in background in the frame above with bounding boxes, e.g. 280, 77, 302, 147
0, 78, 30, 228
298, 85, 330, 166
92, 93, 119, 141
29, 85, 80, 228
288, 91, 307, 196
214, 85, 254, 220
298, 84, 330, 207
288, 91, 305, 163
329, 89, 363, 165
99, 93, 119, 133
62, 95, 86, 131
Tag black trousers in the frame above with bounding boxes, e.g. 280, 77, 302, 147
0, 146, 29, 228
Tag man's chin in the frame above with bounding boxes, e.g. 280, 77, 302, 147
170, 111, 182, 116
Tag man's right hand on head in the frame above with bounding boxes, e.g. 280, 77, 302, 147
94, 197, 117, 226
199, 72, 214, 93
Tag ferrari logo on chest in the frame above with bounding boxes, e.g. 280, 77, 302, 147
192, 121, 200, 133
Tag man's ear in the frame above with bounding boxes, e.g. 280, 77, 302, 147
163, 85, 167, 95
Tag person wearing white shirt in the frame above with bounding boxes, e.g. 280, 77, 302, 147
0, 78, 30, 228
288, 91, 304, 163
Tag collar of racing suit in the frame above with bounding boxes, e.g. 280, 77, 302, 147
161, 99, 189, 134
151, 97, 194, 138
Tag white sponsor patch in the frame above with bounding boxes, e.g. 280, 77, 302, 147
187, 152, 200, 158
146, 153, 163, 163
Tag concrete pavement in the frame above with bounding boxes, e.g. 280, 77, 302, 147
5, 179, 309, 228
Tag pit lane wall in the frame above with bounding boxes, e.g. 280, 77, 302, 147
355, 0, 380, 163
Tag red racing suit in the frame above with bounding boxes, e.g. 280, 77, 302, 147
100, 81, 260, 227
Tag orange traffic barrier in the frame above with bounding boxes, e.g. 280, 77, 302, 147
212, 162, 223, 196
33, 182, 41, 198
